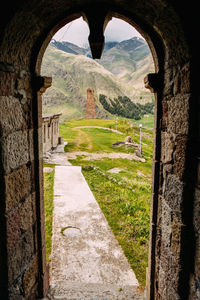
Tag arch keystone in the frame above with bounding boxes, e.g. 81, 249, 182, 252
83, 7, 111, 59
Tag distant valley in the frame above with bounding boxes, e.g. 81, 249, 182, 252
41, 37, 154, 121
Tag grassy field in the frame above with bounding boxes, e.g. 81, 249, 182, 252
60, 118, 153, 155
44, 118, 153, 286
43, 164, 55, 262
131, 113, 154, 129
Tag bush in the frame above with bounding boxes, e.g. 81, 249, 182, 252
99, 94, 154, 120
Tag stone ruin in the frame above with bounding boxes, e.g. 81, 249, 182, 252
85, 88, 97, 119
42, 113, 63, 153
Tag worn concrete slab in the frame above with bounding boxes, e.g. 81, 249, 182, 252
44, 152, 72, 166
48, 282, 144, 300
51, 166, 139, 290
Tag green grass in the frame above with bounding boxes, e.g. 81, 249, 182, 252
43, 164, 55, 262
132, 114, 154, 128
60, 118, 153, 155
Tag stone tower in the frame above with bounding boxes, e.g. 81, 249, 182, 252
85, 88, 96, 119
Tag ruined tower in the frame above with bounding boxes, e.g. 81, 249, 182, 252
85, 88, 97, 119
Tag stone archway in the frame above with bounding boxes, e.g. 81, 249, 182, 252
36, 11, 163, 300
0, 2, 199, 300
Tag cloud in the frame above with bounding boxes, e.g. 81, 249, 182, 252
105, 18, 141, 42
53, 17, 142, 47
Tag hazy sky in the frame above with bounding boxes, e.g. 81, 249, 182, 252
53, 17, 142, 47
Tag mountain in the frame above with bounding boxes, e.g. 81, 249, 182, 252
51, 39, 87, 55
51, 37, 154, 88
98, 37, 154, 90
41, 38, 154, 121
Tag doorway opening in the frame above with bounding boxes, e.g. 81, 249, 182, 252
40, 15, 156, 296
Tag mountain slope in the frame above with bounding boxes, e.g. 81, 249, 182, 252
51, 37, 154, 89
41, 38, 154, 121
41, 46, 137, 120
98, 37, 154, 89
51, 39, 87, 55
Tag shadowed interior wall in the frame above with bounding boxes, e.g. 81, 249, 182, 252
0, 1, 199, 299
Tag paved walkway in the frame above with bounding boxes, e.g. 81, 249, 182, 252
49, 165, 142, 299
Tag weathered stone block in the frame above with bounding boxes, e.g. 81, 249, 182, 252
5, 164, 31, 212
174, 135, 188, 178
171, 216, 182, 260
31, 192, 37, 224
0, 71, 14, 96
1, 130, 29, 174
8, 227, 34, 284
22, 254, 38, 297
173, 72, 180, 96
0, 96, 26, 137
159, 245, 180, 289
16, 70, 31, 93
164, 174, 184, 213
19, 195, 33, 233
189, 273, 200, 300
33, 223, 38, 253
158, 263, 179, 300
162, 163, 173, 182
194, 238, 200, 278
197, 159, 200, 188
168, 95, 190, 135
161, 132, 174, 163
194, 188, 200, 235
6, 207, 20, 251
162, 101, 168, 118
8, 276, 23, 300
28, 129, 34, 162
163, 67, 174, 96
180, 62, 191, 94
161, 199, 172, 247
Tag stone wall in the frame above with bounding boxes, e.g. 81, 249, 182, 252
155, 61, 192, 299
0, 64, 48, 299
145, 59, 200, 299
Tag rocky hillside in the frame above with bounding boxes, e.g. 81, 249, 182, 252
41, 37, 154, 121
99, 37, 155, 90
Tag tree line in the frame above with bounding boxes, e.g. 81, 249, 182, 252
99, 94, 154, 120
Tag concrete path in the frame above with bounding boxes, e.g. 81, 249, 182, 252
50, 165, 141, 299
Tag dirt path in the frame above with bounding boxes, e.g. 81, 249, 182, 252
66, 151, 145, 162
74, 128, 93, 151
74, 126, 123, 135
